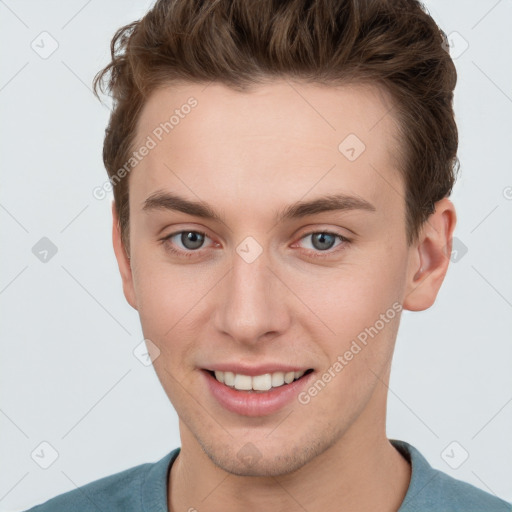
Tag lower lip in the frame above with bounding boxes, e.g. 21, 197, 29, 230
203, 370, 314, 417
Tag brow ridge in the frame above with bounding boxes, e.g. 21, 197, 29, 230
142, 190, 376, 224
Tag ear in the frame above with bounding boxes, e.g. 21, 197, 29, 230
112, 201, 138, 310
403, 198, 457, 311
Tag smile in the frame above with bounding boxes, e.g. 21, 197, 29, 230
202, 366, 315, 416
211, 369, 313, 392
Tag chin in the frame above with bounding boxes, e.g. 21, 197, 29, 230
197, 431, 336, 477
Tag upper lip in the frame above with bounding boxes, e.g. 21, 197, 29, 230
203, 364, 313, 376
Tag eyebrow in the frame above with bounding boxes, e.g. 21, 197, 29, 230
142, 190, 376, 223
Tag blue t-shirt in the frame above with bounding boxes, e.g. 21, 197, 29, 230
24, 439, 511, 511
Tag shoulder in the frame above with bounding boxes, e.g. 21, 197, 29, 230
23, 448, 180, 512
392, 440, 511, 512
433, 471, 511, 511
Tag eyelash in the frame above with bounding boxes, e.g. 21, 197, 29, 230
160, 230, 351, 259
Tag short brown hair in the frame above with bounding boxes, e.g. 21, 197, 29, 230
93, 0, 459, 248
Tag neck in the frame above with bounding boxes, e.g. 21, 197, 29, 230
168, 390, 411, 512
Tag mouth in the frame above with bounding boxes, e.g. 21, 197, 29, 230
204, 368, 314, 392
201, 364, 316, 416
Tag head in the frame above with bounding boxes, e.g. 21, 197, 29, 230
94, 0, 458, 476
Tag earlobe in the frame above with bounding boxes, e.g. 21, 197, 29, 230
111, 201, 138, 310
403, 198, 457, 311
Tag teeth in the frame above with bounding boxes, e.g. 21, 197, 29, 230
234, 374, 252, 390
271, 372, 285, 387
252, 374, 272, 391
213, 369, 307, 391
224, 371, 235, 386
284, 371, 295, 384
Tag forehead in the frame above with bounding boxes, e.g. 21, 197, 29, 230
135, 79, 398, 153
130, 80, 404, 219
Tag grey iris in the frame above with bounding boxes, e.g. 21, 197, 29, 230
312, 233, 336, 251
182, 231, 204, 250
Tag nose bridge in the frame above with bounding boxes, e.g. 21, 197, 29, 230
214, 241, 289, 344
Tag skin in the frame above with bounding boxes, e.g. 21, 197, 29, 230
112, 80, 456, 512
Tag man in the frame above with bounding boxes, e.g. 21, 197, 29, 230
24, 0, 511, 510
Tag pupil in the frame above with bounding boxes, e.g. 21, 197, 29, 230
312, 233, 335, 251
182, 231, 204, 250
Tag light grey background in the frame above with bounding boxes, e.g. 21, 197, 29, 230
1, 0, 511, 510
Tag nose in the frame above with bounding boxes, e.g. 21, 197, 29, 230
212, 245, 291, 347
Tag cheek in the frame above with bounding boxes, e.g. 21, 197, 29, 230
294, 264, 403, 418
285, 242, 407, 383
292, 253, 404, 336
130, 254, 185, 341
130, 252, 218, 359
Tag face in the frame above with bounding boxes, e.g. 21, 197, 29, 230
115, 80, 429, 476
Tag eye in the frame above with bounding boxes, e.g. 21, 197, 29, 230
160, 229, 350, 259
296, 231, 350, 256
161, 230, 213, 256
